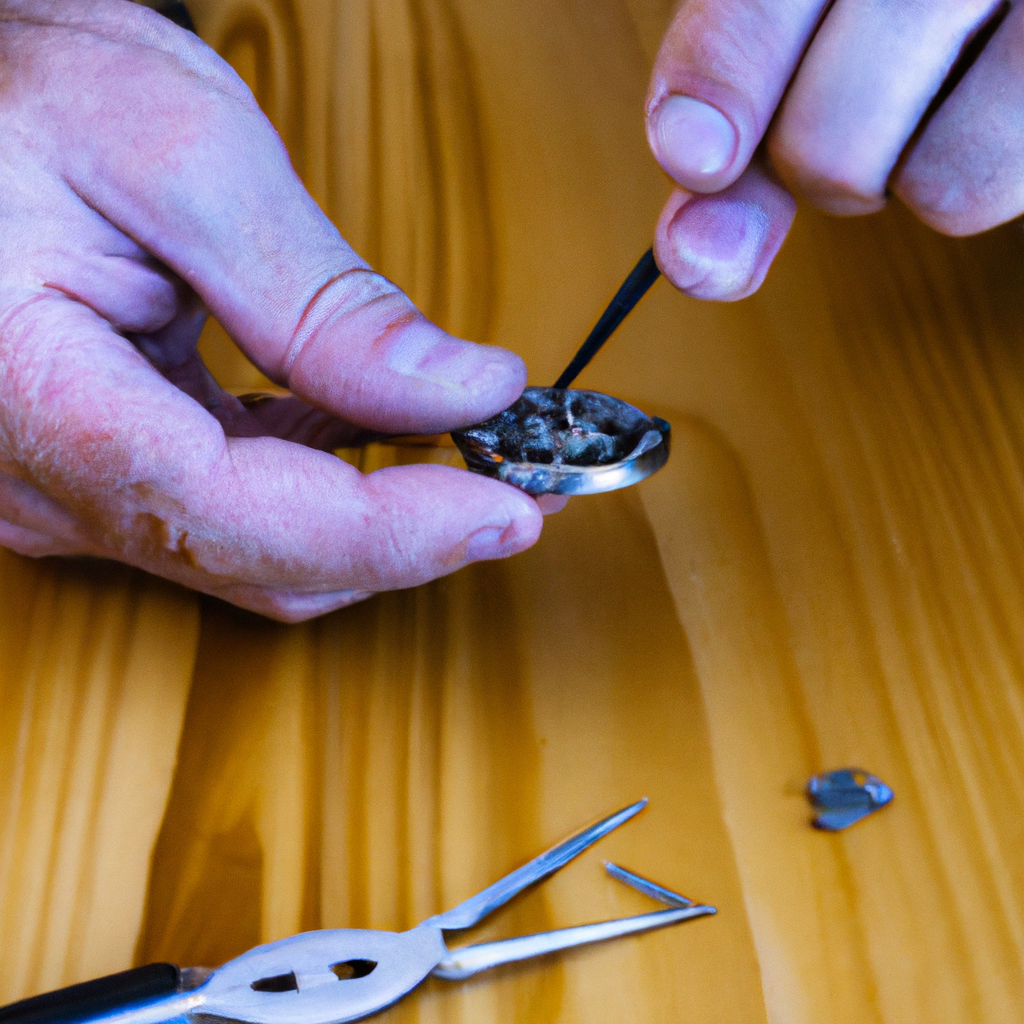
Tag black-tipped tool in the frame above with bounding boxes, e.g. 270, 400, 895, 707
553, 247, 661, 389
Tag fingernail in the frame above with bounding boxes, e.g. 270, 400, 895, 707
650, 95, 736, 184
535, 494, 570, 516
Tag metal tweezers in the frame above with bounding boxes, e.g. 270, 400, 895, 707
0, 800, 714, 1024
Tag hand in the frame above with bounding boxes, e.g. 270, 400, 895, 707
0, 0, 545, 621
645, 0, 1019, 300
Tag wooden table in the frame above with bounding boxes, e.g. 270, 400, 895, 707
2, 1, 1023, 1020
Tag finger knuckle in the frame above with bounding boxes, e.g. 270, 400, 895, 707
356, 472, 426, 585
768, 131, 887, 215
281, 267, 406, 381
899, 173, 995, 236
111, 2, 259, 110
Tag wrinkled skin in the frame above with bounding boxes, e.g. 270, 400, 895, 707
0, 0, 563, 622
646, 0, 1024, 300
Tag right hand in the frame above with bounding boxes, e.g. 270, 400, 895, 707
644, 0, 1019, 300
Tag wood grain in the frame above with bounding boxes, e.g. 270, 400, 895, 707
0, 558, 198, 1000
1, 1, 1024, 1021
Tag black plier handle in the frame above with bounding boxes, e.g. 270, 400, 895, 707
0, 964, 181, 1024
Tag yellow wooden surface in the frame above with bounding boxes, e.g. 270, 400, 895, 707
2, 0, 1024, 1021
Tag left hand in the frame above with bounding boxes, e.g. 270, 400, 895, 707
0, 0, 547, 622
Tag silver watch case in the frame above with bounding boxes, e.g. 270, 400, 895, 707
451, 387, 670, 496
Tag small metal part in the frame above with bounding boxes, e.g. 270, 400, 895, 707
451, 387, 670, 495
806, 768, 894, 831
603, 862, 696, 908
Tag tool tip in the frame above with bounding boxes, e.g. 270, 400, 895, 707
606, 798, 647, 826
